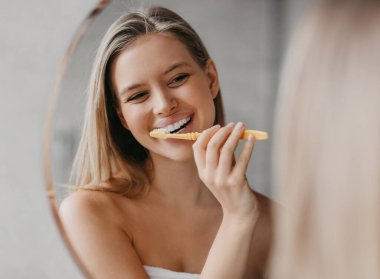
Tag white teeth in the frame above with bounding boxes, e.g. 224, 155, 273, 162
154, 116, 191, 133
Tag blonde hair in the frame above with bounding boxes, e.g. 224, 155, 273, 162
271, 1, 380, 278
71, 6, 225, 197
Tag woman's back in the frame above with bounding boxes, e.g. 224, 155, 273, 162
271, 1, 380, 278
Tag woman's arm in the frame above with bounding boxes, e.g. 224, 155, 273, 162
59, 191, 150, 279
201, 211, 259, 279
193, 122, 263, 279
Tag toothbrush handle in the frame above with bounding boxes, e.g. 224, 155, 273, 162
188, 132, 200, 140
241, 130, 268, 140
191, 130, 268, 140
161, 132, 200, 140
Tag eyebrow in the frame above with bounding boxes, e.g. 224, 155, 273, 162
119, 62, 192, 97
164, 62, 191, 74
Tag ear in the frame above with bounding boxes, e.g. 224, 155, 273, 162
205, 59, 220, 99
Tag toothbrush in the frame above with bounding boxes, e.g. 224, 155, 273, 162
149, 129, 268, 141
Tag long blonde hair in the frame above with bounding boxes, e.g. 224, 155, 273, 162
70, 6, 225, 197
271, 1, 380, 278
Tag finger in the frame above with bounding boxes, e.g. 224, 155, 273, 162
205, 123, 235, 170
193, 125, 220, 170
233, 134, 255, 178
218, 122, 245, 173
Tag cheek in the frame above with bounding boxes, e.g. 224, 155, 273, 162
190, 85, 216, 112
120, 106, 156, 152
183, 81, 216, 120
121, 107, 147, 132
205, 99, 216, 125
184, 78, 214, 103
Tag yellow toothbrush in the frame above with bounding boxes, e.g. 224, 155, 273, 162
149, 129, 268, 141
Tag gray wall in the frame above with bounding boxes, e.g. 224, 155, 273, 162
1, 0, 310, 277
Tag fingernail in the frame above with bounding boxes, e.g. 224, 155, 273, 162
227, 122, 235, 128
208, 124, 220, 131
236, 122, 244, 129
248, 134, 255, 142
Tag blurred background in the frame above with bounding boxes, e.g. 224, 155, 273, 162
52, 0, 312, 203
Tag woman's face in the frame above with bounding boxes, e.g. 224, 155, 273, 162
111, 33, 220, 162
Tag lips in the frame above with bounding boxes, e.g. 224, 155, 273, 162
152, 113, 194, 134
153, 116, 192, 133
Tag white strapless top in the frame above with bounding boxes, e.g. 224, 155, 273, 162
144, 265, 200, 279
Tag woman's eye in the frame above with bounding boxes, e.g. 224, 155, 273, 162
169, 74, 189, 87
126, 92, 148, 103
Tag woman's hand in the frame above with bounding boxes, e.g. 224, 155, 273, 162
193, 122, 258, 221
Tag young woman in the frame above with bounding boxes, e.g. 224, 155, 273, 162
270, 0, 380, 278
60, 6, 273, 279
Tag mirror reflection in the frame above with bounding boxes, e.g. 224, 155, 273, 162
52, 0, 285, 203
51, 0, 302, 278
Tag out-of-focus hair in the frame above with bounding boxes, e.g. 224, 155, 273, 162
70, 6, 225, 197
271, 1, 380, 278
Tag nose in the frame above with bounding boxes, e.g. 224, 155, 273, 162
152, 88, 177, 115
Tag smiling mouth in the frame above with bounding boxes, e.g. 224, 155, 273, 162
153, 116, 192, 134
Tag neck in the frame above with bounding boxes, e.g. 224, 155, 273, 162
147, 154, 217, 208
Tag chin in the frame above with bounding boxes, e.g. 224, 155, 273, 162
153, 146, 195, 163
169, 152, 194, 162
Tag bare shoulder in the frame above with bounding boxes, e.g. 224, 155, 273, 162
254, 191, 276, 239
60, 190, 98, 211
59, 190, 137, 237
254, 191, 282, 240
249, 191, 278, 275
255, 191, 277, 217
60, 190, 120, 224
59, 190, 149, 278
